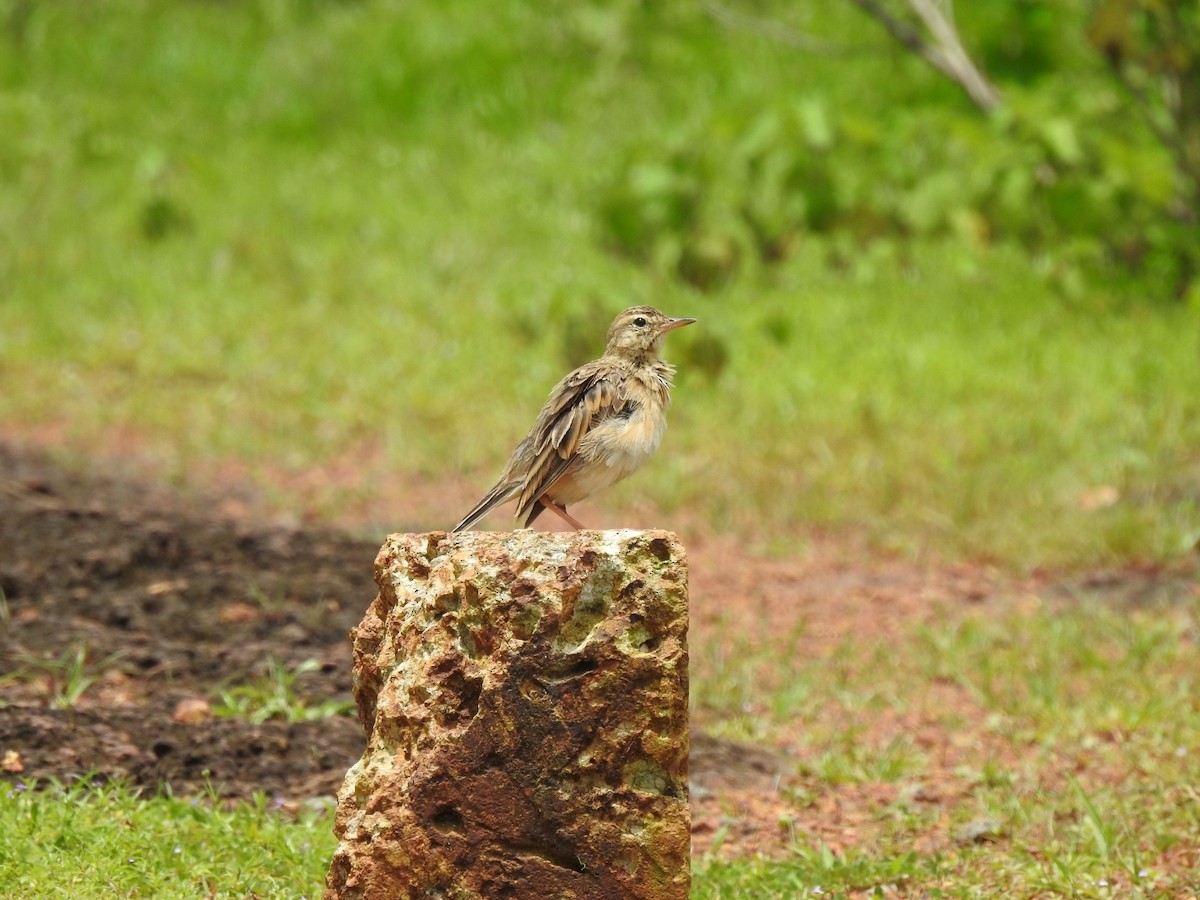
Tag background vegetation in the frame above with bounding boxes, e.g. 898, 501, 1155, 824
3, 0, 1199, 566
2, 0, 1199, 895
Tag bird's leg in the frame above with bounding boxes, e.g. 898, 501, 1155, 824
539, 497, 585, 530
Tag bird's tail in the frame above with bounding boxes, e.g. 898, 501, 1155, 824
451, 481, 520, 533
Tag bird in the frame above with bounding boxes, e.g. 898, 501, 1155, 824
452, 305, 696, 532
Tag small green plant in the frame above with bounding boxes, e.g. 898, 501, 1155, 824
212, 658, 353, 725
1070, 776, 1116, 862
15, 644, 124, 710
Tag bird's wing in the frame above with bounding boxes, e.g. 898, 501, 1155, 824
514, 363, 626, 521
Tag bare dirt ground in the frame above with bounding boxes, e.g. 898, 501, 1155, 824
0, 437, 1191, 865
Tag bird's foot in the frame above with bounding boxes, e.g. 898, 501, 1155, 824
539, 497, 585, 530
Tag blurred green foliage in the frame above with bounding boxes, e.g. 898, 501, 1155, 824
1087, 0, 1200, 298
1, 0, 1199, 566
598, 0, 1196, 299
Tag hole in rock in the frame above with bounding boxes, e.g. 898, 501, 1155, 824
434, 670, 483, 723
646, 538, 672, 561
524, 840, 586, 873
620, 579, 645, 600
542, 657, 599, 684
481, 752, 505, 770
431, 806, 465, 833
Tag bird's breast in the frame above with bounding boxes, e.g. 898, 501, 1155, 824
560, 394, 667, 498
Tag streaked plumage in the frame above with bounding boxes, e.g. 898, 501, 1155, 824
452, 306, 695, 532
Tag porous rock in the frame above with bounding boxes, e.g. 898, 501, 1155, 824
325, 529, 690, 900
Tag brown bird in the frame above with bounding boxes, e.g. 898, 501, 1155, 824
452, 305, 695, 532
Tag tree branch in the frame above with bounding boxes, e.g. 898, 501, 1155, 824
846, 0, 1001, 113
907, 0, 1001, 111
844, 0, 934, 60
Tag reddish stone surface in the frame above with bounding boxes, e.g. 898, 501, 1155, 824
326, 529, 690, 900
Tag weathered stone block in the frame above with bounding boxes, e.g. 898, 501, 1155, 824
325, 529, 690, 900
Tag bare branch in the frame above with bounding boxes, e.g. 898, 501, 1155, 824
844, 0, 934, 60
846, 0, 1001, 113
907, 0, 1001, 111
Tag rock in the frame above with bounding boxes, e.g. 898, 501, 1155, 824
325, 529, 690, 900
1, 750, 23, 774
171, 697, 213, 725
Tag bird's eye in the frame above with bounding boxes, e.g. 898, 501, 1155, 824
633, 316, 647, 327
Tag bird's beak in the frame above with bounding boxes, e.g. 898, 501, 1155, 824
658, 317, 697, 335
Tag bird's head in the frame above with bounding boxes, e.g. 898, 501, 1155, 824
604, 306, 696, 360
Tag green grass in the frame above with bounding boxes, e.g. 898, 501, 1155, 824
694, 847, 945, 898
0, 781, 336, 899
4, 2, 1200, 896
5, 643, 123, 710
3, 782, 929, 899
4, 594, 1198, 895
3, 0, 1199, 567
212, 657, 354, 724
691, 592, 1200, 896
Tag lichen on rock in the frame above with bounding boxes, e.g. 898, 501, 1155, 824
325, 529, 690, 900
